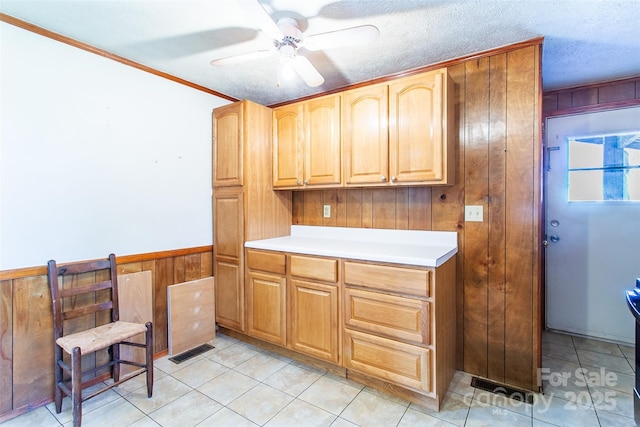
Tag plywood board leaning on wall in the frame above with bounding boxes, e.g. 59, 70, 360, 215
118, 271, 153, 376
168, 277, 215, 355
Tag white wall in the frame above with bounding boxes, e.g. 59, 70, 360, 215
0, 22, 231, 270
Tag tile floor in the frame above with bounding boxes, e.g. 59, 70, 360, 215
2, 330, 636, 426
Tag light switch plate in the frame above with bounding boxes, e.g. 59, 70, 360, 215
465, 205, 483, 222
323, 205, 331, 218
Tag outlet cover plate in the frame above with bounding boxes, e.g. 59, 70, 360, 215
323, 205, 331, 218
465, 205, 483, 222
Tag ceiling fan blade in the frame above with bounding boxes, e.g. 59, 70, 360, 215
303, 25, 380, 51
236, 0, 283, 40
210, 50, 274, 66
292, 56, 324, 87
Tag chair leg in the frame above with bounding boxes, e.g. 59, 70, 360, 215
71, 347, 82, 427
53, 346, 63, 414
145, 322, 154, 398
112, 343, 120, 383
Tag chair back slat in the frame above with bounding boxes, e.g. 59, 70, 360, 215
57, 259, 112, 275
62, 301, 114, 321
59, 280, 113, 298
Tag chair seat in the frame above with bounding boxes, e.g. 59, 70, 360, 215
56, 321, 148, 354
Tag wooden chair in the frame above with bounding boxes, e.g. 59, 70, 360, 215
47, 254, 153, 427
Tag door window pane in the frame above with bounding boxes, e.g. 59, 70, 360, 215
568, 132, 640, 201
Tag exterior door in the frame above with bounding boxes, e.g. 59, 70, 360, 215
545, 106, 640, 344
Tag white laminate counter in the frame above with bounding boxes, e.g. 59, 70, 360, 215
244, 226, 457, 267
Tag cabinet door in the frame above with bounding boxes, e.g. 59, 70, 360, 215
213, 188, 245, 331
273, 104, 303, 188
304, 95, 342, 186
388, 70, 447, 184
247, 271, 287, 346
290, 279, 339, 363
343, 83, 389, 185
213, 102, 243, 187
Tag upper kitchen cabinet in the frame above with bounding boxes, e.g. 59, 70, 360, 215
273, 94, 342, 189
342, 83, 389, 186
343, 68, 455, 187
213, 102, 243, 187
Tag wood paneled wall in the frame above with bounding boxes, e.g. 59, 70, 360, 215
0, 247, 212, 421
292, 44, 542, 391
543, 76, 640, 116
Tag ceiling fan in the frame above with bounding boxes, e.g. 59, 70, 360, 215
210, 0, 380, 87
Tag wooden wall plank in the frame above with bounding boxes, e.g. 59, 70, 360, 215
487, 53, 507, 382
184, 253, 201, 282
372, 188, 396, 229
345, 189, 363, 227
292, 190, 304, 225
154, 257, 173, 353
504, 46, 536, 389
174, 255, 186, 284
200, 252, 213, 278
598, 81, 636, 103
408, 187, 431, 231
12, 275, 53, 408
395, 187, 409, 229
304, 191, 323, 225
361, 188, 373, 228
0, 280, 12, 413
335, 189, 347, 227
462, 57, 490, 377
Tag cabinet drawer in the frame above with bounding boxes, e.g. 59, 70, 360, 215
345, 288, 430, 345
246, 249, 286, 275
344, 329, 431, 392
343, 262, 430, 297
290, 255, 339, 283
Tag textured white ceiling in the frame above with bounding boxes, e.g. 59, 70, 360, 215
1, 0, 639, 106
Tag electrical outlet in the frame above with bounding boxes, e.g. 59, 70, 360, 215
323, 205, 331, 218
465, 205, 483, 222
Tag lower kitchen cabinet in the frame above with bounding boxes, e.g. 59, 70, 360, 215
246, 250, 287, 346
240, 247, 456, 410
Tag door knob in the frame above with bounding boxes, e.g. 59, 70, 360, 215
549, 235, 560, 243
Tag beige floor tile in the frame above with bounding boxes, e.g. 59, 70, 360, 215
572, 336, 625, 357
227, 383, 294, 425
589, 384, 634, 418
329, 417, 359, 427
198, 407, 258, 426
196, 370, 258, 406
45, 384, 122, 424
263, 363, 323, 397
0, 406, 61, 427
148, 390, 222, 427
594, 409, 636, 426
233, 351, 289, 381
79, 397, 147, 427
410, 392, 471, 427
398, 407, 458, 426
576, 349, 634, 375
126, 375, 192, 414
154, 353, 202, 375
340, 389, 408, 427
472, 389, 532, 417
298, 375, 361, 415
447, 370, 475, 398
465, 399, 531, 426
542, 330, 574, 347
533, 393, 600, 427
170, 357, 228, 388
543, 340, 580, 363
264, 398, 336, 427
107, 367, 167, 397
207, 342, 262, 368
129, 416, 162, 426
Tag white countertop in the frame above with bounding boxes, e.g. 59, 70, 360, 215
244, 226, 457, 267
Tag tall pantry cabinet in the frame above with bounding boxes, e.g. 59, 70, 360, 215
212, 100, 291, 332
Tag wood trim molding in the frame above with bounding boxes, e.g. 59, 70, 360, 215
269, 37, 545, 108
0, 13, 237, 102
543, 98, 640, 118
0, 245, 214, 280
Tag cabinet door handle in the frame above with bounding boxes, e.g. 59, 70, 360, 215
391, 176, 397, 182
304, 179, 309, 185
297, 179, 302, 185
381, 176, 387, 182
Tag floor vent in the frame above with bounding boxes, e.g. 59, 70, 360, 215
470, 377, 534, 404
169, 343, 214, 364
